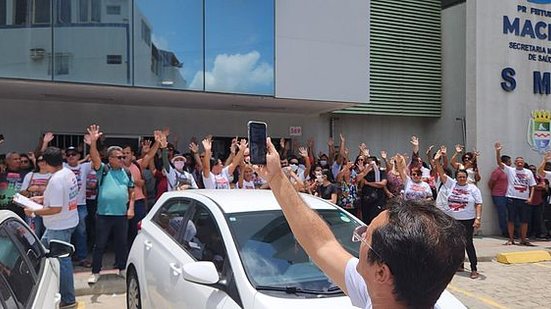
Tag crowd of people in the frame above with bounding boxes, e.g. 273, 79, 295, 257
1, 126, 551, 307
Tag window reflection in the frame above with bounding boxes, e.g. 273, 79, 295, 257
203, 0, 274, 95
133, 0, 203, 90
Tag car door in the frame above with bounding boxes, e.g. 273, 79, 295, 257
142, 197, 196, 308
0, 219, 55, 309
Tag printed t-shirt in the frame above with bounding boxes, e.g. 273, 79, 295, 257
42, 167, 79, 230
439, 178, 482, 220
504, 166, 536, 200
86, 170, 97, 200
403, 176, 433, 201
96, 163, 134, 216
166, 167, 198, 191
203, 166, 231, 189
237, 179, 256, 189
345, 258, 466, 309
21, 172, 51, 196
0, 170, 26, 207
64, 162, 92, 206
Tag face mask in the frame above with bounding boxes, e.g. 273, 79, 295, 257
319, 160, 327, 166
316, 175, 323, 183
290, 164, 298, 172
174, 161, 185, 170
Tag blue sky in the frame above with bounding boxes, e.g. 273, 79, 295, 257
135, 0, 274, 94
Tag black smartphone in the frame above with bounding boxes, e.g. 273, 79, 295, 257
248, 121, 267, 165
0, 134, 3, 142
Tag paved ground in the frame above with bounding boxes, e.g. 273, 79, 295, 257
73, 236, 551, 308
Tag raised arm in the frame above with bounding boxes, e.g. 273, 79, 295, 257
227, 139, 247, 175
299, 147, 311, 179
338, 133, 347, 163
380, 150, 392, 171
189, 141, 203, 172
450, 144, 464, 170
327, 137, 336, 165
433, 150, 448, 184
139, 131, 162, 170
494, 142, 504, 168
538, 152, 551, 177
255, 138, 353, 294
225, 137, 238, 167
396, 154, 408, 183
201, 136, 213, 178
440, 145, 449, 169
85, 125, 103, 171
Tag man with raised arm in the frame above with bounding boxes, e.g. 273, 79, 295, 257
255, 138, 466, 309
85, 124, 135, 284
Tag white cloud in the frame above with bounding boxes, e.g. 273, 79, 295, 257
190, 51, 273, 92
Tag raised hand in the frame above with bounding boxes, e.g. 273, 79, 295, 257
473, 148, 480, 158
141, 139, 152, 154
455, 144, 464, 153
253, 138, 282, 183
426, 145, 435, 155
202, 135, 213, 151
434, 149, 442, 161
280, 138, 286, 149
162, 127, 170, 137
238, 139, 248, 152
327, 137, 334, 147
189, 142, 199, 154
86, 125, 102, 143
298, 146, 308, 158
544, 151, 551, 161
230, 137, 238, 153
440, 145, 447, 155
410, 136, 419, 146
494, 142, 502, 151
43, 132, 54, 144
339, 133, 345, 143
359, 143, 370, 157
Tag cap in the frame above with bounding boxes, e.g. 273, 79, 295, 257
66, 146, 78, 154
171, 155, 186, 164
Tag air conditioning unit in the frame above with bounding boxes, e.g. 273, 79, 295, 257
30, 48, 46, 60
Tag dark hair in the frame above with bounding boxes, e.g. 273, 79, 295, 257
368, 200, 465, 308
43, 147, 64, 167
500, 155, 511, 164
455, 169, 468, 179
122, 144, 135, 154
410, 167, 422, 175
461, 152, 474, 162
321, 168, 333, 182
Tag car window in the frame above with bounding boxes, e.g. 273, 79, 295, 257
188, 203, 227, 273
5, 221, 43, 275
0, 273, 19, 309
152, 198, 193, 244
0, 226, 36, 307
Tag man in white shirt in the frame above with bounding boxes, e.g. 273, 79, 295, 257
257, 138, 466, 309
24, 147, 79, 309
495, 142, 536, 246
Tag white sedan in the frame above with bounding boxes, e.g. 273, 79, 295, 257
0, 210, 74, 309
126, 190, 363, 309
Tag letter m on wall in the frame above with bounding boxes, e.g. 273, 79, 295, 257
534, 72, 551, 95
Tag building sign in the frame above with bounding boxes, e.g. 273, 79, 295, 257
528, 110, 551, 153
500, 1, 551, 94
289, 126, 302, 136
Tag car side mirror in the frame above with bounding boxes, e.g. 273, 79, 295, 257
182, 261, 220, 285
46, 240, 75, 258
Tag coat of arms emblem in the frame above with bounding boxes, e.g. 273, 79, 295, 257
528, 110, 551, 153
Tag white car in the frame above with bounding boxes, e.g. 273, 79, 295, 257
0, 210, 74, 309
126, 190, 363, 309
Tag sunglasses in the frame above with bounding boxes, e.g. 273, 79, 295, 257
66, 153, 78, 157
352, 225, 382, 260
111, 156, 125, 160
411, 173, 421, 176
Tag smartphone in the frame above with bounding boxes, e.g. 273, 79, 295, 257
0, 134, 4, 142
248, 121, 267, 165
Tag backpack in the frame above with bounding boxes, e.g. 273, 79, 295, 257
99, 164, 132, 187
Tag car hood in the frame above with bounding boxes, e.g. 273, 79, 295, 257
253, 291, 354, 308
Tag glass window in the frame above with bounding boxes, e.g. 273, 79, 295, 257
107, 55, 122, 64
14, 0, 29, 25
188, 203, 226, 273
133, 0, 203, 90
227, 209, 358, 293
33, 0, 50, 24
0, 0, 7, 26
0, 274, 19, 309
5, 221, 43, 275
152, 198, 193, 244
204, 0, 274, 95
53, 0, 130, 84
0, 226, 36, 307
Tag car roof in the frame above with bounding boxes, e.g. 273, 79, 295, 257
0, 210, 19, 224
160, 189, 339, 214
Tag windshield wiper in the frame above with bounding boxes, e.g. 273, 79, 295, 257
256, 285, 343, 295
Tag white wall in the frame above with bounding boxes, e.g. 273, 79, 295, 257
275, 0, 370, 103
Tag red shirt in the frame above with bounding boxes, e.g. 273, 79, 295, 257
489, 168, 507, 196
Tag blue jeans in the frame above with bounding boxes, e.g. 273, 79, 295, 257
41, 227, 76, 304
492, 196, 508, 235
71, 205, 88, 261
92, 215, 128, 274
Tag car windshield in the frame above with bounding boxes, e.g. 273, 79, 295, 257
226, 209, 360, 293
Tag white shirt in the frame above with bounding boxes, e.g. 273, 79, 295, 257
42, 167, 79, 230
64, 162, 92, 205
166, 167, 198, 191
345, 258, 466, 309
504, 165, 536, 200
403, 176, 433, 201
439, 178, 482, 220
203, 166, 232, 189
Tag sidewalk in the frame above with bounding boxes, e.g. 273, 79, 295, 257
72, 236, 551, 296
